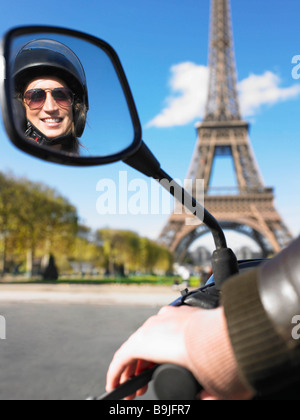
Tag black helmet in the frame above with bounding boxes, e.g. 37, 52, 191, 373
13, 39, 89, 138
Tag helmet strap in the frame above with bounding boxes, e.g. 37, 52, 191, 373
25, 121, 76, 149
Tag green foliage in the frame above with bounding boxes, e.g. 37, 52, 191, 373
0, 172, 173, 279
0, 172, 78, 276
97, 229, 173, 275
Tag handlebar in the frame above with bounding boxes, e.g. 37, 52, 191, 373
95, 366, 159, 401
153, 364, 202, 400
95, 364, 201, 401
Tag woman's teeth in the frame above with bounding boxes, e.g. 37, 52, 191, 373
43, 118, 62, 123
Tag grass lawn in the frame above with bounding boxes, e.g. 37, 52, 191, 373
1, 274, 202, 288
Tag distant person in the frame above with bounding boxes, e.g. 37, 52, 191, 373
43, 254, 58, 281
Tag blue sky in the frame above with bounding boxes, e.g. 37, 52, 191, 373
0, 0, 300, 251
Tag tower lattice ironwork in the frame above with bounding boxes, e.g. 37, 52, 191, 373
159, 0, 292, 261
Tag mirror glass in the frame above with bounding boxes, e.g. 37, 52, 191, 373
6, 31, 137, 158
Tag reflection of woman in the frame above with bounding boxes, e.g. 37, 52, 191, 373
14, 39, 89, 154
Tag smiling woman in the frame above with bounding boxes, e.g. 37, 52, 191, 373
23, 77, 74, 145
14, 38, 89, 154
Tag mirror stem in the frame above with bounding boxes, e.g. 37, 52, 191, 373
157, 169, 240, 289
124, 141, 227, 250
124, 142, 239, 288
158, 169, 227, 250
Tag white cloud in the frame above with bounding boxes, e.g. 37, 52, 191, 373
146, 63, 300, 128
238, 71, 300, 116
146, 62, 209, 128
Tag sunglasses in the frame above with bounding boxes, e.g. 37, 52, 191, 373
23, 88, 74, 110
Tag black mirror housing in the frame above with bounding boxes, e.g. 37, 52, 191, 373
0, 25, 142, 166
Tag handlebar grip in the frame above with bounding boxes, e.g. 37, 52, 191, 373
153, 364, 202, 400
96, 366, 158, 400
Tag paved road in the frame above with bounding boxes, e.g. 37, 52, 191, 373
0, 301, 163, 400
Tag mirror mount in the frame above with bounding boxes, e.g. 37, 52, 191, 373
124, 142, 239, 289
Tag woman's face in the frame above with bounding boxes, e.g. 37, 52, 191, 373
24, 76, 73, 139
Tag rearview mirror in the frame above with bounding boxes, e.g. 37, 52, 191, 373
0, 26, 142, 166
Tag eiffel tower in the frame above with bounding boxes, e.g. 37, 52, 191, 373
159, 0, 292, 261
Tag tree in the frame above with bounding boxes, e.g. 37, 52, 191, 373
0, 172, 79, 277
0, 173, 19, 274
68, 225, 105, 275
0, 171, 173, 279
97, 229, 173, 275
